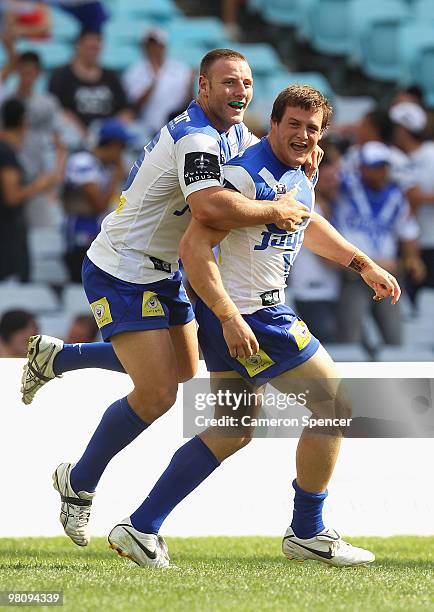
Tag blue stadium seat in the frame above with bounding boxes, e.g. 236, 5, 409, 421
322, 343, 369, 362
231, 43, 283, 77
104, 18, 155, 44
265, 70, 334, 100
261, 0, 314, 28
252, 70, 334, 121
347, 0, 411, 79
301, 0, 357, 55
110, 0, 181, 23
167, 17, 230, 48
51, 7, 80, 41
413, 46, 434, 106
0, 282, 59, 316
413, 0, 434, 20
397, 21, 434, 85
247, 0, 267, 13
168, 44, 207, 69
101, 44, 141, 72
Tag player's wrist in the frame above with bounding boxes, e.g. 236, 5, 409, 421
211, 296, 240, 323
347, 251, 374, 275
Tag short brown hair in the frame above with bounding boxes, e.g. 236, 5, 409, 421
199, 48, 249, 78
271, 84, 333, 131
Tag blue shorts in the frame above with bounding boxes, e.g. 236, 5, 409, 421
82, 256, 194, 341
196, 299, 320, 384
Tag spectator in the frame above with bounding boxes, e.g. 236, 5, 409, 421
342, 108, 417, 196
122, 27, 194, 139
390, 102, 434, 296
0, 309, 38, 357
7, 50, 65, 227
65, 313, 98, 343
0, 98, 57, 281
333, 141, 425, 345
62, 118, 132, 282
289, 142, 341, 342
48, 29, 130, 139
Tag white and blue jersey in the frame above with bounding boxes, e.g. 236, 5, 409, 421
87, 100, 256, 284
332, 172, 419, 260
196, 137, 320, 383
219, 137, 316, 313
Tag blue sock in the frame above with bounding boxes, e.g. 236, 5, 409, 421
70, 397, 148, 493
290, 479, 328, 539
53, 342, 125, 375
130, 436, 220, 534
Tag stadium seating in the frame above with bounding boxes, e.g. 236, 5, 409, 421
109, 0, 181, 23
348, 0, 411, 80
101, 43, 141, 72
299, 0, 357, 56
37, 313, 72, 339
261, 0, 314, 28
167, 17, 230, 48
322, 343, 370, 361
62, 284, 92, 317
231, 43, 283, 77
50, 7, 80, 42
0, 282, 59, 316
415, 288, 434, 319
104, 18, 156, 45
376, 346, 434, 361
28, 228, 68, 286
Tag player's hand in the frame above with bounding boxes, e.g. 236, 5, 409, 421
222, 314, 259, 359
361, 263, 401, 305
273, 188, 311, 232
304, 145, 324, 180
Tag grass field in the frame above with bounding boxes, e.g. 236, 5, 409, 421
0, 536, 433, 612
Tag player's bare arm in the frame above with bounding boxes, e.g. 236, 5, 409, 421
179, 219, 259, 359
187, 185, 310, 232
304, 212, 401, 304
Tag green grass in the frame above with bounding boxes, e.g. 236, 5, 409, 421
0, 537, 433, 612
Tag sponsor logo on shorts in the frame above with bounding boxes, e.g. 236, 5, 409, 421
289, 319, 312, 350
90, 297, 113, 328
260, 289, 281, 307
184, 152, 221, 186
237, 349, 275, 377
142, 291, 165, 317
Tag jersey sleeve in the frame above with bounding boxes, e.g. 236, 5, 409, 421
174, 132, 223, 199
222, 164, 257, 199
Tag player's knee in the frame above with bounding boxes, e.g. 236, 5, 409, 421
132, 384, 178, 421
178, 361, 198, 383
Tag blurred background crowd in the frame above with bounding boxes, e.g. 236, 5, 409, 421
1, 0, 434, 362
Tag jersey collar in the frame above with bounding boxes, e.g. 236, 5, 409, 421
262, 136, 296, 175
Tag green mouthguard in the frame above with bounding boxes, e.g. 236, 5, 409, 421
229, 101, 244, 108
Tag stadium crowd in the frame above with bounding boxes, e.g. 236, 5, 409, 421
1, 0, 434, 359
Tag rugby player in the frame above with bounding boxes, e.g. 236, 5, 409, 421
105, 85, 400, 568
22, 49, 317, 562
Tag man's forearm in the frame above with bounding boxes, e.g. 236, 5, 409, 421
304, 213, 373, 269
189, 187, 282, 230
179, 221, 238, 321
